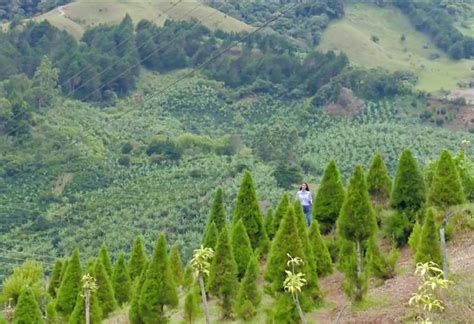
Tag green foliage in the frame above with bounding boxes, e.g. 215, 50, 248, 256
366, 239, 398, 280
98, 243, 114, 278
183, 264, 194, 291
264, 208, 274, 239
1, 260, 44, 305
128, 236, 148, 282
129, 263, 148, 324
273, 162, 303, 189
408, 222, 423, 256
56, 249, 82, 318
271, 293, 300, 324
139, 234, 178, 323
169, 244, 184, 287
231, 219, 253, 280
415, 209, 442, 266
383, 210, 414, 246
270, 193, 290, 239
207, 187, 227, 232
233, 171, 269, 252
12, 287, 42, 324
429, 150, 465, 207
308, 220, 333, 277
391, 149, 426, 215
183, 290, 200, 323
367, 153, 392, 206
236, 255, 261, 320
94, 258, 118, 318
202, 221, 218, 249
47, 260, 63, 298
313, 160, 345, 233
208, 227, 239, 318
339, 239, 368, 302
112, 253, 132, 306
453, 150, 474, 201
68, 292, 102, 324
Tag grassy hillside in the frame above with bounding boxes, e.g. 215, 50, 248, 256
32, 0, 253, 38
317, 3, 474, 93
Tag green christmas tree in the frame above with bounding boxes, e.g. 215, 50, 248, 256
12, 287, 42, 324
308, 220, 333, 277
68, 290, 102, 324
47, 259, 63, 298
94, 259, 118, 318
337, 165, 376, 302
367, 153, 392, 205
236, 255, 261, 320
169, 243, 184, 287
128, 236, 148, 282
98, 243, 114, 278
202, 221, 218, 249
428, 150, 465, 208
270, 193, 289, 239
390, 149, 426, 215
231, 219, 253, 280
56, 248, 83, 318
415, 209, 442, 265
139, 234, 178, 323
233, 171, 269, 252
264, 208, 274, 239
313, 160, 345, 233
59, 259, 69, 284
408, 221, 422, 256
112, 253, 132, 306
206, 187, 227, 232
208, 226, 239, 318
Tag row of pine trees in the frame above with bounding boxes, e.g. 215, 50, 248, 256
3, 147, 470, 323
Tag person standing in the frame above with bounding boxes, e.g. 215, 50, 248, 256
296, 183, 312, 226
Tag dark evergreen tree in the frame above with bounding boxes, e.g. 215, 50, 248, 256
308, 220, 333, 277
47, 259, 63, 298
128, 236, 148, 281
264, 208, 274, 239
390, 149, 426, 215
269, 193, 290, 239
202, 221, 218, 249
139, 234, 178, 323
112, 253, 132, 306
94, 259, 118, 318
367, 153, 392, 205
56, 248, 82, 318
415, 209, 442, 265
12, 287, 42, 324
236, 255, 261, 320
169, 243, 184, 287
429, 150, 465, 208
313, 160, 345, 233
98, 243, 113, 278
231, 219, 253, 280
233, 171, 269, 252
68, 291, 102, 324
208, 227, 239, 318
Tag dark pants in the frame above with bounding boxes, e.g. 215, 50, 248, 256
303, 205, 312, 226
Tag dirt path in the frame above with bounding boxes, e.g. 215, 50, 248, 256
58, 6, 65, 16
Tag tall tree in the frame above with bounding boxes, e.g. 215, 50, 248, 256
139, 234, 179, 323
231, 219, 253, 280
68, 289, 102, 324
112, 253, 132, 306
128, 236, 148, 281
206, 187, 227, 232
367, 153, 392, 206
308, 220, 333, 277
56, 248, 83, 318
129, 263, 148, 324
337, 165, 376, 302
208, 227, 239, 318
428, 150, 465, 208
94, 259, 118, 318
415, 209, 442, 266
270, 193, 290, 239
236, 255, 261, 320
313, 160, 345, 233
27, 56, 59, 109
12, 287, 42, 324
169, 243, 184, 287
390, 149, 426, 216
233, 171, 269, 252
47, 259, 63, 298
264, 208, 274, 238
98, 243, 113, 278
202, 221, 218, 249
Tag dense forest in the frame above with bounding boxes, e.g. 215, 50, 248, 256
0, 0, 71, 20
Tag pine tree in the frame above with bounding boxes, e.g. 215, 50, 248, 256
56, 248, 83, 318
59, 259, 69, 284
390, 149, 426, 215
208, 226, 239, 318
236, 255, 261, 320
264, 208, 274, 239
308, 220, 333, 277
183, 290, 200, 323
231, 219, 253, 280
367, 153, 392, 206
169, 243, 184, 287
129, 263, 148, 324
233, 171, 269, 252
408, 222, 422, 256
338, 239, 368, 302
415, 209, 442, 265
429, 150, 465, 208
139, 234, 178, 323
202, 221, 218, 249
272, 293, 300, 323
68, 291, 102, 324
112, 253, 132, 306
128, 236, 148, 281
294, 201, 321, 301
94, 259, 118, 318
206, 187, 227, 232
12, 287, 42, 324
270, 193, 289, 239
47, 259, 63, 298
183, 264, 194, 291
313, 160, 345, 233
98, 243, 113, 278
337, 166, 376, 302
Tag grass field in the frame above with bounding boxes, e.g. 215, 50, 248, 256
32, 0, 253, 38
317, 3, 474, 93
